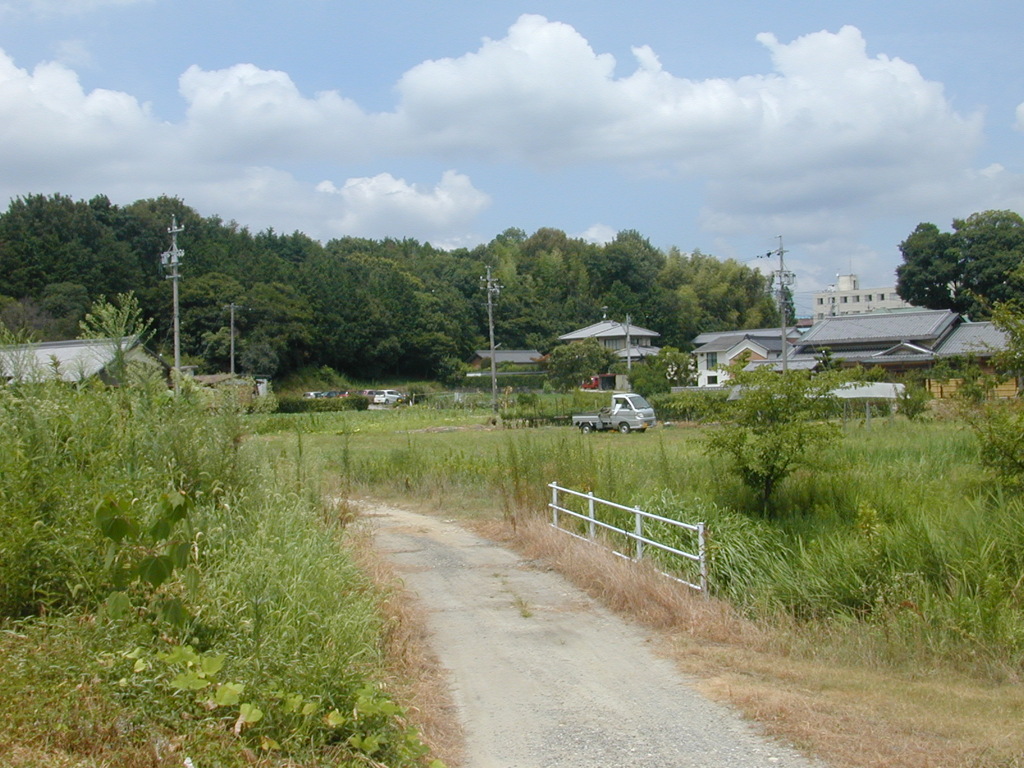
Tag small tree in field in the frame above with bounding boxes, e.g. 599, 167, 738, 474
707, 362, 842, 515
545, 339, 616, 392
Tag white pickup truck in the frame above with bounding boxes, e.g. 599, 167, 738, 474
572, 393, 656, 434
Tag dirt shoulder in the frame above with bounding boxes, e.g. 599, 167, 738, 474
367, 502, 824, 768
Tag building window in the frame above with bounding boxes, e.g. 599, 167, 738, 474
841, 296, 848, 303
865, 294, 873, 302
707, 375, 718, 386
817, 297, 824, 305
706, 352, 718, 368
853, 295, 860, 302
877, 293, 886, 300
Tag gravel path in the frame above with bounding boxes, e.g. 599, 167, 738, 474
369, 504, 825, 768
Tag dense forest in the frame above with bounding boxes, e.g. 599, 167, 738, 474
0, 193, 780, 380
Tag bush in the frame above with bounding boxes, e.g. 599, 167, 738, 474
276, 394, 370, 413
650, 388, 730, 422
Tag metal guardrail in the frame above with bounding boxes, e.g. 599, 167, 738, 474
547, 482, 708, 595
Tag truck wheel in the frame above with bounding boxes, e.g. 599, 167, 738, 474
617, 422, 631, 434
580, 423, 593, 434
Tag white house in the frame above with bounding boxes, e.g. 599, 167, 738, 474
691, 328, 801, 387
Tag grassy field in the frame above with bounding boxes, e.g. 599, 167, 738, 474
5, 380, 1022, 768
253, 401, 1024, 767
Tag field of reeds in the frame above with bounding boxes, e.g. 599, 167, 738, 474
255, 400, 1024, 683
0, 378, 440, 768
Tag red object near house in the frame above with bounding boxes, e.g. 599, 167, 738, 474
582, 374, 616, 390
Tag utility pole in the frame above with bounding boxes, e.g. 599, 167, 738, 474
768, 235, 795, 372
625, 313, 632, 376
160, 216, 184, 385
481, 266, 501, 412
225, 302, 240, 375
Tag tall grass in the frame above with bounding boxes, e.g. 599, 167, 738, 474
0, 382, 435, 767
264, 406, 1024, 679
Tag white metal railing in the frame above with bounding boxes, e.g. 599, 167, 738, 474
547, 482, 708, 595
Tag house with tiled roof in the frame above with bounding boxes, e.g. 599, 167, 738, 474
467, 349, 543, 369
759, 310, 1015, 397
691, 327, 803, 387
558, 320, 660, 364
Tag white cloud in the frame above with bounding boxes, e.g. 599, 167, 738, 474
1016, 102, 1024, 131
315, 170, 490, 243
579, 224, 616, 245
0, 14, 1018, 261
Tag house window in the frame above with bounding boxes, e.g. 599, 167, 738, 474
841, 296, 848, 303
853, 295, 860, 302
817, 297, 824, 305
877, 293, 886, 300
707, 375, 718, 386
706, 352, 718, 368
865, 294, 873, 302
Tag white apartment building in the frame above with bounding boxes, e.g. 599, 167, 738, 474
812, 274, 914, 321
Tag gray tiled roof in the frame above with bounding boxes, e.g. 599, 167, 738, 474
696, 332, 786, 354
796, 309, 959, 349
472, 349, 542, 365
935, 322, 1007, 357
692, 327, 800, 346
559, 320, 659, 341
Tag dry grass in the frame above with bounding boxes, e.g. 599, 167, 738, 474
478, 514, 1024, 768
345, 522, 464, 768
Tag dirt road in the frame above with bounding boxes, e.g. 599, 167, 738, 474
369, 504, 825, 768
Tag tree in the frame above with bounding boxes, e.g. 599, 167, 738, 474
628, 346, 695, 397
896, 210, 1024, 319
545, 339, 617, 392
707, 364, 842, 515
78, 292, 155, 384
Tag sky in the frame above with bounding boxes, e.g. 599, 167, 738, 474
1, 0, 1022, 317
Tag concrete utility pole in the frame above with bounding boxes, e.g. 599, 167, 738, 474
160, 216, 184, 384
481, 266, 502, 412
625, 313, 632, 375
225, 302, 241, 375
766, 236, 795, 372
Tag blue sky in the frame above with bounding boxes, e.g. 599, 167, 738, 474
2, 0, 1022, 317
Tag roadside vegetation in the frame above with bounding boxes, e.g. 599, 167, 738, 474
0, 375, 444, 768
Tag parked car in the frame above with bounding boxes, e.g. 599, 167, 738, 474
303, 391, 322, 399
373, 389, 405, 405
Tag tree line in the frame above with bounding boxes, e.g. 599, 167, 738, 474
0, 193, 780, 381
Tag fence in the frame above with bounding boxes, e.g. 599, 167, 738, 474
547, 482, 708, 595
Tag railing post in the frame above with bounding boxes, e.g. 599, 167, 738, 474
587, 492, 596, 541
551, 483, 559, 528
697, 522, 708, 597
634, 507, 644, 561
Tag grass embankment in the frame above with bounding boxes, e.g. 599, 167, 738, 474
256, 404, 1024, 768
0, 381, 442, 768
